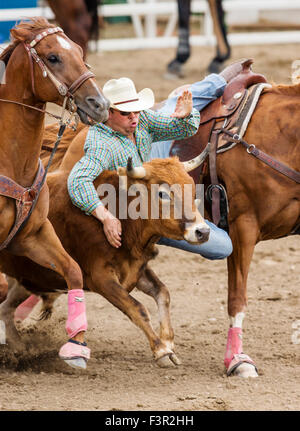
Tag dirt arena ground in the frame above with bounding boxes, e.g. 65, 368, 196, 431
0, 39, 300, 412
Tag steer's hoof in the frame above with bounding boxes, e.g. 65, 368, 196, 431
156, 352, 181, 368
227, 354, 258, 378
170, 353, 181, 366
59, 340, 90, 370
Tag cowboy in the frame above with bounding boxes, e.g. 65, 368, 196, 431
68, 63, 244, 258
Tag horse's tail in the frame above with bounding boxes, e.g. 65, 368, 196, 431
84, 0, 100, 41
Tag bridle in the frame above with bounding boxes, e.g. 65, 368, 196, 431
0, 26, 95, 124
23, 26, 95, 101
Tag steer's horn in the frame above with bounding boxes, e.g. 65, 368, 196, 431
126, 157, 147, 178
182, 143, 210, 172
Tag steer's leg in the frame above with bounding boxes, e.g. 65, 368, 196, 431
226, 216, 259, 378
90, 273, 175, 365
14, 219, 89, 369
136, 266, 181, 367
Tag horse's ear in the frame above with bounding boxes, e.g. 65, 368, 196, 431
10, 26, 32, 43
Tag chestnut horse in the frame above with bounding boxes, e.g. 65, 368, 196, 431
47, 0, 99, 59
167, 0, 230, 77
170, 80, 300, 377
0, 17, 109, 368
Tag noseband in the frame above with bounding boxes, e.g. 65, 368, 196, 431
23, 26, 95, 101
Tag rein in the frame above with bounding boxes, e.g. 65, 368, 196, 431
0, 98, 62, 120
0, 26, 95, 250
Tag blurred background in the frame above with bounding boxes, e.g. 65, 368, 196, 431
1, 1, 300, 107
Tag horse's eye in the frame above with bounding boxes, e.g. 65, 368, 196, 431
47, 54, 60, 64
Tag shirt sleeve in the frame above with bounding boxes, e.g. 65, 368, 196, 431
67, 127, 111, 215
142, 108, 200, 143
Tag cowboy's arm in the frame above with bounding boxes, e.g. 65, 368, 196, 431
67, 128, 122, 248
145, 92, 200, 142
67, 128, 109, 215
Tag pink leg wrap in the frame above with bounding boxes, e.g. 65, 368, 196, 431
66, 289, 88, 338
224, 327, 243, 369
224, 327, 257, 375
14, 295, 40, 321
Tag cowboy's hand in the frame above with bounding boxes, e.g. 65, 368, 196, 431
171, 90, 193, 118
93, 205, 122, 248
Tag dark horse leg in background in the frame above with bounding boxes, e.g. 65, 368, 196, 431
166, 0, 231, 78
208, 0, 231, 73
166, 0, 191, 78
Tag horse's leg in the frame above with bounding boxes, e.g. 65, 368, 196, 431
89, 272, 177, 367
15, 219, 89, 369
166, 0, 191, 78
136, 266, 181, 367
225, 216, 259, 378
0, 276, 29, 346
14, 294, 41, 322
15, 292, 58, 322
207, 0, 231, 73
0, 272, 8, 303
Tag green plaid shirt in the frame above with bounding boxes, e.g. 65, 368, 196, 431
68, 108, 200, 214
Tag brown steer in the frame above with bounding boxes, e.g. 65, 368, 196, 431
0, 146, 209, 367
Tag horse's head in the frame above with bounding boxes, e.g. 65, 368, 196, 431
9, 17, 109, 124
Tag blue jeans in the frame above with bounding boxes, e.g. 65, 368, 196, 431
151, 74, 232, 260
157, 221, 232, 260
151, 73, 226, 159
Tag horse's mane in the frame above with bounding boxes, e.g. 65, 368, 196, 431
0, 17, 55, 65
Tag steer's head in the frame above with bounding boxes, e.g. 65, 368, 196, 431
117, 157, 210, 245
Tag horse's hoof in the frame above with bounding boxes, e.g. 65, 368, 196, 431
63, 358, 87, 369
232, 362, 258, 378
164, 72, 180, 81
226, 353, 258, 378
59, 340, 90, 370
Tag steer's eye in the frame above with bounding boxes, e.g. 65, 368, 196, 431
158, 191, 171, 200
47, 54, 60, 64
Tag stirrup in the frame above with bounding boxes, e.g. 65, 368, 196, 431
206, 184, 229, 231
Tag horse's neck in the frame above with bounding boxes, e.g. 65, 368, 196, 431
0, 62, 45, 186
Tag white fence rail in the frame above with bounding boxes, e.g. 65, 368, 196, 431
1, 0, 300, 51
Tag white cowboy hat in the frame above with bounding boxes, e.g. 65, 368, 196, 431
103, 77, 155, 112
